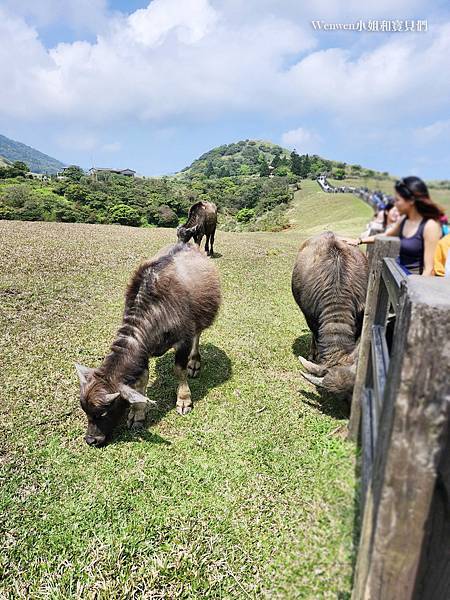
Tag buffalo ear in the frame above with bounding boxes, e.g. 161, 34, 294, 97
119, 384, 156, 407
75, 363, 95, 387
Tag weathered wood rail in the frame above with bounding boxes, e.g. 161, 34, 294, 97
349, 237, 450, 600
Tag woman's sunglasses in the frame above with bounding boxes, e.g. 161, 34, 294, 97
395, 179, 413, 198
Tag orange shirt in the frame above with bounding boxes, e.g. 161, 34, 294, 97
434, 233, 450, 277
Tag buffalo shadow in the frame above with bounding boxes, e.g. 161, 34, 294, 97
111, 343, 232, 444
292, 333, 350, 421
147, 342, 232, 426
292, 332, 312, 358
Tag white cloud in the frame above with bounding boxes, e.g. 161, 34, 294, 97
0, 0, 448, 133
0, 2, 315, 122
413, 119, 450, 144
277, 23, 450, 121
126, 0, 218, 46
281, 127, 321, 152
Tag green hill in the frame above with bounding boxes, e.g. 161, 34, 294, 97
0, 134, 65, 174
176, 139, 390, 182
178, 139, 288, 177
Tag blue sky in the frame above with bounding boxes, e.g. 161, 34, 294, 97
0, 0, 449, 179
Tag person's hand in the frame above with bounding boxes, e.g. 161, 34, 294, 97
341, 237, 360, 246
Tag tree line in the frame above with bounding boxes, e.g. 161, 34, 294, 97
0, 162, 293, 231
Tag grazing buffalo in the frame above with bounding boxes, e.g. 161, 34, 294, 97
76, 243, 221, 447
177, 201, 217, 257
291, 232, 368, 398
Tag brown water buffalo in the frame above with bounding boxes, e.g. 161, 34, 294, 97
76, 243, 221, 447
291, 232, 368, 398
177, 201, 217, 256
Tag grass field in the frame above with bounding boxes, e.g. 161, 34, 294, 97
0, 183, 372, 598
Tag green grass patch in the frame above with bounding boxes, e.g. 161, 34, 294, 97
0, 215, 357, 598
284, 179, 372, 240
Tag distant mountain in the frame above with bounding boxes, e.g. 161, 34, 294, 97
0, 134, 66, 174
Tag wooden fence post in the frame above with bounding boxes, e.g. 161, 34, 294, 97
352, 276, 450, 599
413, 430, 450, 599
348, 236, 400, 440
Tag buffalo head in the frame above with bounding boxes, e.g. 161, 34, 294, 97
298, 356, 357, 400
75, 363, 153, 447
176, 224, 198, 243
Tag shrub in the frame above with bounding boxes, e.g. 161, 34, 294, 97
333, 168, 346, 180
274, 165, 289, 176
109, 204, 142, 226
62, 165, 84, 182
0, 203, 15, 220
249, 206, 289, 232
65, 183, 89, 204
52, 200, 87, 223
17, 199, 46, 221
1, 185, 33, 208
236, 208, 255, 223
0, 161, 29, 179
149, 205, 179, 227
53, 181, 69, 196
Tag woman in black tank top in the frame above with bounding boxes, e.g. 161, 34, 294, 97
348, 176, 444, 276
398, 217, 427, 274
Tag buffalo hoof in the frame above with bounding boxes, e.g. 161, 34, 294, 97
187, 358, 201, 378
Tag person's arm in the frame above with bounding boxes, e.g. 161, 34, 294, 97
345, 219, 403, 246
422, 220, 442, 276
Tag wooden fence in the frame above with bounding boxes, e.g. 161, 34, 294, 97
349, 237, 450, 599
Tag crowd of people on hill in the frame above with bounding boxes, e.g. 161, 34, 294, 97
316, 175, 450, 278
360, 200, 399, 237
350, 177, 450, 277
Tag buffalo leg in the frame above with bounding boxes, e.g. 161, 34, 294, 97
204, 234, 210, 255
187, 334, 201, 378
194, 233, 203, 250
174, 341, 193, 415
209, 228, 215, 257
127, 368, 149, 429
